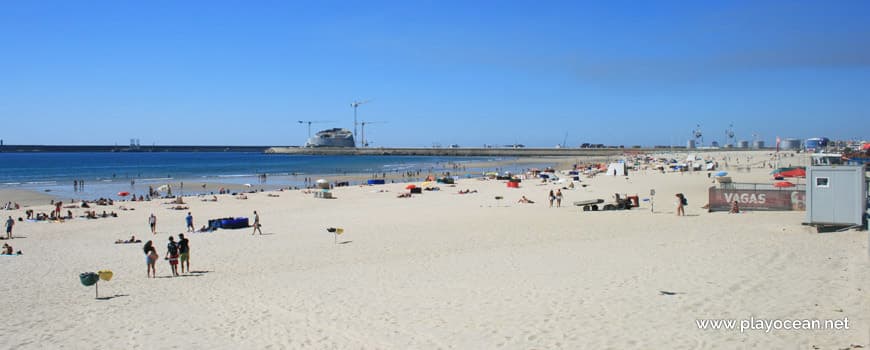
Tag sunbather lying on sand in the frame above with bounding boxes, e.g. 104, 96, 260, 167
397, 193, 412, 198
115, 235, 142, 244
517, 196, 535, 204
2, 243, 21, 255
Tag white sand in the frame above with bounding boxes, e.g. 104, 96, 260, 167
0, 151, 866, 349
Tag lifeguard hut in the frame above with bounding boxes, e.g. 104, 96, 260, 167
804, 164, 868, 232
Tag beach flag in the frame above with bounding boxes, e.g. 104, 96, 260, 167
776, 136, 781, 152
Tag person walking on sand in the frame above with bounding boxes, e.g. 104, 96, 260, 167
555, 189, 563, 208
5, 216, 14, 239
143, 240, 159, 278
165, 236, 179, 276
177, 233, 190, 274
148, 213, 157, 234
252, 210, 262, 235
185, 212, 194, 232
675, 193, 686, 216
548, 190, 555, 208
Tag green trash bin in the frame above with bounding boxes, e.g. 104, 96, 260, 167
79, 272, 99, 287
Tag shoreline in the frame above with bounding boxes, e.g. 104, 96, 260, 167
0, 156, 577, 206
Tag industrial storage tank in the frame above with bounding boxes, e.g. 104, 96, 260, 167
687, 140, 696, 149
752, 140, 765, 149
737, 141, 750, 148
781, 138, 802, 150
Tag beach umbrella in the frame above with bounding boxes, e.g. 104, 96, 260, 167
157, 185, 169, 191
117, 191, 130, 197
315, 179, 330, 189
714, 171, 728, 177
774, 181, 795, 188
405, 184, 416, 190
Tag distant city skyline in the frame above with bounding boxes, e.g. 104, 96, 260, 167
1, 1, 868, 147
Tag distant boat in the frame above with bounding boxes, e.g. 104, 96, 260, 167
305, 128, 356, 148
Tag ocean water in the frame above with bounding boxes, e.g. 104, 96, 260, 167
0, 152, 538, 200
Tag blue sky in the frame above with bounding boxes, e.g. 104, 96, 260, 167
1, 0, 868, 147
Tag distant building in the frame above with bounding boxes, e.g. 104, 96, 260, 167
305, 128, 355, 148
781, 138, 802, 150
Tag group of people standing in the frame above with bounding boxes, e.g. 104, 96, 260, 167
141, 209, 263, 277
72, 179, 85, 192
143, 233, 190, 278
547, 189, 564, 208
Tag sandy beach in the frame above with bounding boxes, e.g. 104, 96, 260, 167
0, 151, 866, 349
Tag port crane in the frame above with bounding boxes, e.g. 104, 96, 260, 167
725, 123, 735, 147
350, 99, 373, 147
692, 124, 704, 147
360, 121, 387, 148
297, 120, 334, 138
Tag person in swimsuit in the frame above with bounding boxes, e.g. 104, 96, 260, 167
252, 211, 262, 235
675, 193, 686, 216
5, 216, 14, 239
148, 213, 157, 235
143, 240, 158, 278
166, 236, 179, 276
185, 212, 194, 232
177, 234, 190, 274
555, 189, 563, 208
